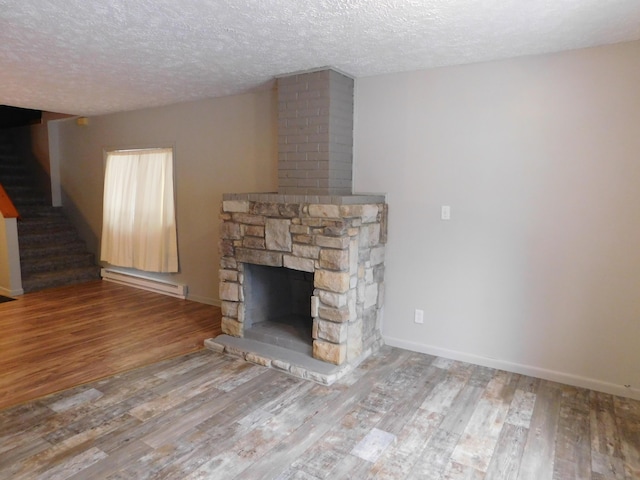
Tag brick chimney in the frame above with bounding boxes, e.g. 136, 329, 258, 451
277, 68, 354, 196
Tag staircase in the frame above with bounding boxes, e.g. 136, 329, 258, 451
0, 129, 100, 293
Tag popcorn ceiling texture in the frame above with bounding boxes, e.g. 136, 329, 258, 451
1, 0, 639, 115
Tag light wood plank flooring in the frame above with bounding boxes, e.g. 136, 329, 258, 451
0, 280, 221, 410
1, 345, 639, 479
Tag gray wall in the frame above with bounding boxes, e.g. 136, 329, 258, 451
353, 41, 640, 399
56, 90, 277, 304
54, 40, 640, 398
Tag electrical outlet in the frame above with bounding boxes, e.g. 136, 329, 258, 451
414, 309, 424, 324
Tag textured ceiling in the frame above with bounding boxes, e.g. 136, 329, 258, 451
1, 0, 639, 116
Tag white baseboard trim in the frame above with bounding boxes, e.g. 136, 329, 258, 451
384, 335, 640, 401
0, 286, 23, 297
101, 268, 186, 299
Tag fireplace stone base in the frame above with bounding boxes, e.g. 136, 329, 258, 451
209, 192, 387, 380
204, 334, 381, 385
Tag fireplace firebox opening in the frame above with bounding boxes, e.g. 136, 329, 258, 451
243, 263, 314, 354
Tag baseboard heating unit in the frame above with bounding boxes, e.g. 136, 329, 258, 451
100, 268, 187, 299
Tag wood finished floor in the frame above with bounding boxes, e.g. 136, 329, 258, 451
1, 345, 639, 479
0, 280, 221, 410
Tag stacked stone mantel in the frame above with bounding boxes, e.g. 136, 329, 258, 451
219, 193, 387, 367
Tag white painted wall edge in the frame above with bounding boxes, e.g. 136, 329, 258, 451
47, 120, 63, 207
1, 217, 23, 296
384, 335, 640, 401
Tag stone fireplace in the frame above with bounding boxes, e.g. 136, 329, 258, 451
206, 68, 387, 384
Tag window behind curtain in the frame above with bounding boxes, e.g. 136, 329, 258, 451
100, 148, 178, 273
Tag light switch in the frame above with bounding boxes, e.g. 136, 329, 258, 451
441, 205, 451, 220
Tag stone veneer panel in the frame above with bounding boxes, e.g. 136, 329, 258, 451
219, 196, 387, 367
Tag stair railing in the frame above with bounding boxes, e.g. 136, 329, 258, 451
0, 183, 19, 219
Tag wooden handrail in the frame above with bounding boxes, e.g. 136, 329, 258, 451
0, 183, 19, 219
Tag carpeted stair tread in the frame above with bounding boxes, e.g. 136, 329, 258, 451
3, 182, 41, 193
9, 199, 48, 209
5, 188, 47, 206
8, 196, 43, 207
21, 266, 102, 293
17, 214, 69, 224
0, 175, 30, 186
0, 166, 31, 179
20, 252, 96, 275
18, 230, 80, 247
0, 166, 29, 178
16, 206, 67, 219
19, 241, 89, 260
0, 155, 28, 163
18, 219, 77, 235
17, 210, 79, 238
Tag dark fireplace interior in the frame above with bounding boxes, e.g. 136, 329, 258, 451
243, 264, 314, 355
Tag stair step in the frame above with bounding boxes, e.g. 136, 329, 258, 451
19, 229, 82, 247
0, 175, 34, 188
18, 213, 69, 223
17, 206, 66, 219
0, 158, 16, 166
18, 218, 75, 235
21, 252, 96, 275
0, 165, 35, 175
0, 169, 23, 178
22, 266, 102, 294
4, 185, 44, 199
10, 197, 48, 207
0, 168, 23, 176
19, 240, 89, 260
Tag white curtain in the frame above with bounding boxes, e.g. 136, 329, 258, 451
100, 148, 178, 272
